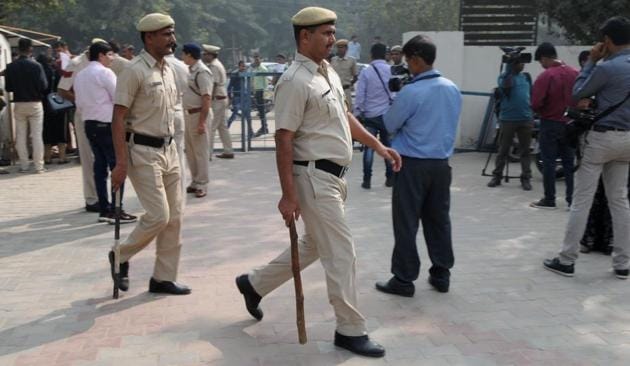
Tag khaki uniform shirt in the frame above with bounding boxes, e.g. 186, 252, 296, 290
330, 56, 357, 88
182, 60, 213, 109
274, 53, 352, 166
207, 58, 227, 98
114, 49, 178, 138
58, 53, 90, 91
110, 55, 130, 77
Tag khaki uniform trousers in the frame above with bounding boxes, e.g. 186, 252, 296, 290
173, 107, 186, 202
209, 99, 233, 156
13, 102, 44, 171
74, 111, 98, 205
184, 111, 211, 190
120, 142, 183, 282
250, 163, 367, 336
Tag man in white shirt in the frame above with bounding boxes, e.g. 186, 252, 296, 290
74, 41, 136, 224
348, 35, 361, 60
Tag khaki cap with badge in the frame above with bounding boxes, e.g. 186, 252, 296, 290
336, 39, 349, 47
136, 13, 175, 32
291, 6, 337, 26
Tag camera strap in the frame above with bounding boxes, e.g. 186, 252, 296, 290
593, 90, 630, 123
372, 65, 393, 104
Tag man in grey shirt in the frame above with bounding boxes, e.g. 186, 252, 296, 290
544, 16, 630, 280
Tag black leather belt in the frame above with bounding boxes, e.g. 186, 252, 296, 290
126, 132, 173, 148
592, 125, 630, 132
213, 96, 227, 100
293, 159, 349, 178
85, 120, 111, 127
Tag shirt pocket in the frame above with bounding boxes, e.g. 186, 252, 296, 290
144, 79, 165, 107
317, 92, 341, 120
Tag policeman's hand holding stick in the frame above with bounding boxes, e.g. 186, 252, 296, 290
112, 188, 121, 299
289, 217, 307, 344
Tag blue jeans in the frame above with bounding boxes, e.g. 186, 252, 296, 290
227, 96, 253, 136
539, 119, 574, 203
85, 120, 124, 214
362, 115, 393, 181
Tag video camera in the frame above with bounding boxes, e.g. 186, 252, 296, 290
388, 64, 410, 93
500, 46, 532, 65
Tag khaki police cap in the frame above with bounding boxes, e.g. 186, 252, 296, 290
91, 38, 107, 44
391, 45, 403, 52
291, 7, 337, 27
336, 39, 349, 47
136, 13, 175, 32
202, 44, 221, 54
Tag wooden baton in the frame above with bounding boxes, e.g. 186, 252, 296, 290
289, 218, 307, 344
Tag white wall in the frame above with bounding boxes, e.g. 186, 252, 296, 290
401, 31, 589, 149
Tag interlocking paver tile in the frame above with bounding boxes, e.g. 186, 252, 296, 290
1, 152, 629, 365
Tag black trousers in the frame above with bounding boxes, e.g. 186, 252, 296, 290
391, 157, 454, 283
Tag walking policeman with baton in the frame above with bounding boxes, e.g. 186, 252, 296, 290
109, 13, 190, 296
235, 6, 401, 357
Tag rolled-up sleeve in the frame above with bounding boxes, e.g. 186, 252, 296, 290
114, 68, 139, 108
273, 80, 306, 132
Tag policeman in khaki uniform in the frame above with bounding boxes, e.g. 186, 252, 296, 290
181, 43, 213, 198
202, 44, 234, 159
236, 7, 401, 358
110, 13, 191, 295
330, 39, 358, 111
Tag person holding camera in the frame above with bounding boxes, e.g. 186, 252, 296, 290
530, 42, 579, 209
486, 59, 533, 191
543, 16, 630, 280
375, 35, 461, 297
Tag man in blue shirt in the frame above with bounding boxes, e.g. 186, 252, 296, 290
487, 62, 534, 191
354, 43, 394, 188
544, 16, 630, 279
375, 35, 462, 297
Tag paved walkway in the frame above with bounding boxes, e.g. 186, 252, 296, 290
0, 152, 629, 366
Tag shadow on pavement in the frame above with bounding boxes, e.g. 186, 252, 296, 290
0, 293, 162, 357
0, 209, 113, 258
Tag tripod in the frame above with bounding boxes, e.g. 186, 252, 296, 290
481, 126, 522, 182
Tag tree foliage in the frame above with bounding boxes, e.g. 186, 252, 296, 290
1, 0, 460, 65
537, 0, 630, 44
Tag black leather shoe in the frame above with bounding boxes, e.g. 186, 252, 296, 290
428, 276, 449, 293
334, 332, 385, 358
108, 251, 130, 291
375, 277, 414, 297
385, 176, 394, 187
235, 274, 263, 320
148, 278, 191, 295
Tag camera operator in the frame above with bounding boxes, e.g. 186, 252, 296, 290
487, 57, 534, 191
544, 16, 630, 280
530, 42, 579, 209
375, 35, 462, 297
